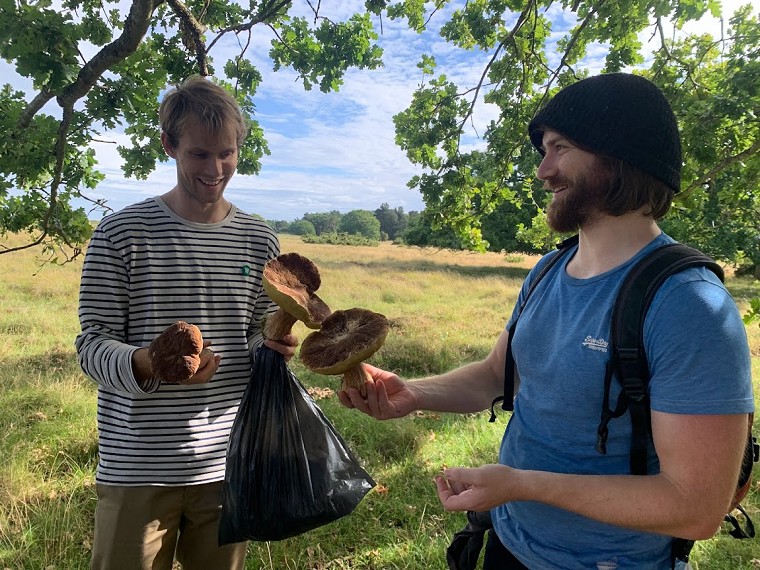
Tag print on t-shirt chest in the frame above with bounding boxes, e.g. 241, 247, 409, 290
512, 289, 612, 404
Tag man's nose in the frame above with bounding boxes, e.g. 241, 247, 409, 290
206, 157, 224, 175
536, 152, 556, 180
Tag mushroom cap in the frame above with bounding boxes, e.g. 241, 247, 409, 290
149, 321, 204, 384
300, 308, 389, 375
263, 253, 330, 328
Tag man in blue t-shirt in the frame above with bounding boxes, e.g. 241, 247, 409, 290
338, 73, 753, 569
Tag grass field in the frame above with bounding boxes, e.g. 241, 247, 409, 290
1, 231, 758, 569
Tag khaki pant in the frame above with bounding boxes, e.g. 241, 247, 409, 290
91, 481, 247, 570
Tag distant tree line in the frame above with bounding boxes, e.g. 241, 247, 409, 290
268, 204, 402, 244
267, 200, 543, 253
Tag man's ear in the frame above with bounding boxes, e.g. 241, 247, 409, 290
161, 132, 177, 159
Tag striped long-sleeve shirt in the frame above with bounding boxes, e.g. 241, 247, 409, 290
75, 197, 279, 485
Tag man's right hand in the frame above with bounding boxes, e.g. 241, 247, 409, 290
132, 341, 221, 388
337, 363, 419, 420
182, 344, 221, 384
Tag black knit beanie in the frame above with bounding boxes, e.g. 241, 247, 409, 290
528, 73, 682, 192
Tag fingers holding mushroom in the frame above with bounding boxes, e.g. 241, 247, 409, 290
148, 321, 204, 384
300, 308, 389, 397
262, 253, 331, 341
182, 347, 220, 385
262, 253, 389, 394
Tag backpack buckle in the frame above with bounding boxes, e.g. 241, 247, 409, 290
615, 347, 647, 403
616, 346, 640, 362
619, 376, 647, 402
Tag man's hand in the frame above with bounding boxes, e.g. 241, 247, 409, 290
263, 333, 299, 361
337, 363, 420, 420
435, 464, 514, 512
183, 343, 221, 384
132, 337, 221, 387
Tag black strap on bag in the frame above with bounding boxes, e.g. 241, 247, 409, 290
446, 510, 494, 570
726, 504, 756, 539
601, 243, 724, 476
489, 235, 579, 420
711, 412, 759, 549
598, 242, 730, 569
461, 236, 757, 569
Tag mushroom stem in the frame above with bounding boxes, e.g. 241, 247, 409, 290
263, 308, 297, 341
342, 365, 371, 397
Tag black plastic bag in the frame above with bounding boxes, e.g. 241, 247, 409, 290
218, 345, 375, 544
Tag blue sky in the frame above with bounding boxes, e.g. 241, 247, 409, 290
82, 1, 499, 222
3, 1, 752, 223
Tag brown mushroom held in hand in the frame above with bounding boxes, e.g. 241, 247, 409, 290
262, 252, 331, 340
149, 321, 204, 384
300, 308, 389, 397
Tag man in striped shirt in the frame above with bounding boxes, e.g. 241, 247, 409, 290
76, 76, 297, 570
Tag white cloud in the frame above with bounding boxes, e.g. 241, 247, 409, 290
5, 1, 755, 222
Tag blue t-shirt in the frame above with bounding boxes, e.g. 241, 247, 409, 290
493, 233, 754, 569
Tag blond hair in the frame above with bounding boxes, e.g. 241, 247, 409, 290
159, 76, 248, 149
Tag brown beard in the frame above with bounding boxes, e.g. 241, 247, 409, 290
546, 157, 613, 233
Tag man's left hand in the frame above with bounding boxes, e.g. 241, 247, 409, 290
435, 464, 513, 512
264, 333, 299, 361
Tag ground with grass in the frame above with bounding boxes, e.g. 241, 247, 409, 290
1, 232, 758, 569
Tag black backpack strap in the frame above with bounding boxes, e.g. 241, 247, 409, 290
602, 244, 724, 474
595, 359, 629, 456
725, 504, 756, 539
724, 414, 759, 540
604, 242, 724, 474
670, 538, 695, 567
489, 235, 578, 421
446, 510, 494, 570
671, 496, 756, 567
602, 243, 723, 570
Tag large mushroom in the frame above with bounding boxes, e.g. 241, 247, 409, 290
262, 253, 331, 340
300, 308, 389, 396
149, 321, 205, 384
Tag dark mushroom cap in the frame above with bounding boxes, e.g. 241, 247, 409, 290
149, 321, 203, 384
263, 253, 330, 329
300, 308, 389, 375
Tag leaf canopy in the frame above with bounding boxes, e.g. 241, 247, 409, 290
0, 0, 757, 272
